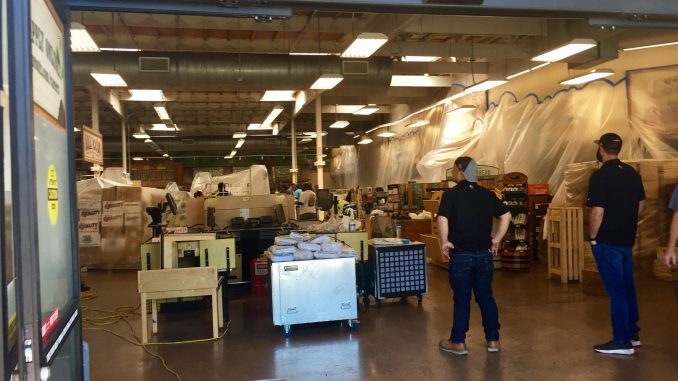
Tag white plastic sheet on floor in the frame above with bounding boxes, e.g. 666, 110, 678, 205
333, 70, 678, 192
190, 165, 270, 195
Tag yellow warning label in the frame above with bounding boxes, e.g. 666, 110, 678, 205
47, 164, 58, 225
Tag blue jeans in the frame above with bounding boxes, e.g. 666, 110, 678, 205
448, 251, 500, 343
591, 243, 640, 344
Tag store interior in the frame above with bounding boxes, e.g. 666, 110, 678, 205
23, 1, 678, 380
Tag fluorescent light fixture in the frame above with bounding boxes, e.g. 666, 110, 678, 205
132, 132, 150, 139
532, 38, 597, 62
144, 139, 153, 143
100, 47, 141, 52
330, 121, 350, 129
406, 120, 430, 128
299, 138, 312, 143
378, 130, 396, 138
233, 133, 247, 139
74, 126, 81, 132
163, 153, 169, 157
154, 106, 170, 120
464, 80, 508, 93
401, 56, 439, 62
357, 138, 373, 145
230, 150, 237, 157
390, 75, 453, 87
90, 72, 127, 87
302, 131, 328, 138
150, 123, 177, 131
70, 22, 100, 52
289, 52, 334, 56
235, 139, 245, 149
623, 41, 678, 51
132, 157, 143, 161
341, 32, 389, 58
311, 74, 344, 90
262, 106, 284, 128
353, 105, 380, 115
128, 89, 165, 102
447, 105, 476, 115
507, 62, 551, 80
261, 90, 296, 102
272, 123, 279, 136
559, 69, 614, 85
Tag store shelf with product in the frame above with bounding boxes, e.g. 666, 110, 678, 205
501, 172, 531, 272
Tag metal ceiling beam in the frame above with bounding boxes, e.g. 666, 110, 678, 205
67, 0, 292, 18
392, 61, 489, 74
389, 14, 546, 36
378, 41, 532, 59
237, 1, 678, 18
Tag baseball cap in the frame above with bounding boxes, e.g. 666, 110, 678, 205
454, 156, 477, 182
594, 132, 622, 151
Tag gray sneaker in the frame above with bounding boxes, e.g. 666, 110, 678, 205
593, 341, 634, 355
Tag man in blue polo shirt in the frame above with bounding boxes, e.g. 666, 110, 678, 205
437, 156, 511, 355
587, 132, 645, 355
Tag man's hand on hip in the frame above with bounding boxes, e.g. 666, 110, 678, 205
441, 241, 454, 260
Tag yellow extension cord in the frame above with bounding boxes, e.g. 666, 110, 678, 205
81, 289, 230, 381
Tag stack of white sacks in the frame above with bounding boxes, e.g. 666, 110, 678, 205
267, 232, 357, 262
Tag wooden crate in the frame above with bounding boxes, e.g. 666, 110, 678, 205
420, 234, 448, 269
547, 207, 585, 283
654, 248, 678, 281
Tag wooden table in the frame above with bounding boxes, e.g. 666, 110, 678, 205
138, 267, 223, 343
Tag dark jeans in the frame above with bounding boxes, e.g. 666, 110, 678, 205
448, 251, 500, 343
591, 242, 640, 344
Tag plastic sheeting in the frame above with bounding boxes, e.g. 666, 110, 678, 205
189, 165, 270, 195
334, 73, 678, 192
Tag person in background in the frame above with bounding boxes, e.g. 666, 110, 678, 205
662, 185, 678, 302
437, 156, 511, 356
587, 132, 645, 355
216, 182, 229, 196
297, 182, 317, 220
294, 184, 302, 202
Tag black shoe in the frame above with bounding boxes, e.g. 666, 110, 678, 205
631, 334, 641, 348
593, 341, 634, 355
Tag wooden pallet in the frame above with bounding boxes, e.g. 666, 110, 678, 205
547, 207, 585, 283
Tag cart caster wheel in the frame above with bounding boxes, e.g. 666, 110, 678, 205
347, 319, 358, 330
282, 325, 292, 337
417, 294, 423, 304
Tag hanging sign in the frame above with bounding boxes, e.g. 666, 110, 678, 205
82, 125, 104, 165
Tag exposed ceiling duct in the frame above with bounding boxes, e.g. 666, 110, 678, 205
72, 52, 393, 91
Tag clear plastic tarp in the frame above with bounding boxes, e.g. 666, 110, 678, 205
333, 73, 678, 192
190, 165, 270, 195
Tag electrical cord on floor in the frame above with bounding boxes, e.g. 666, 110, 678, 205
80, 289, 231, 381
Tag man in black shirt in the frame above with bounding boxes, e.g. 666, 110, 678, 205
437, 157, 511, 355
587, 132, 645, 355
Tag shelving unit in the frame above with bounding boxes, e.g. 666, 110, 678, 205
387, 184, 402, 213
501, 172, 530, 272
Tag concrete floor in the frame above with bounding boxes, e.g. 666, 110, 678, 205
82, 264, 678, 381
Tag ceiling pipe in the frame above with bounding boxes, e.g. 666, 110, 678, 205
72, 52, 393, 91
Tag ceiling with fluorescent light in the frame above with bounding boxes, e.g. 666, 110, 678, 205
69, 5, 678, 161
